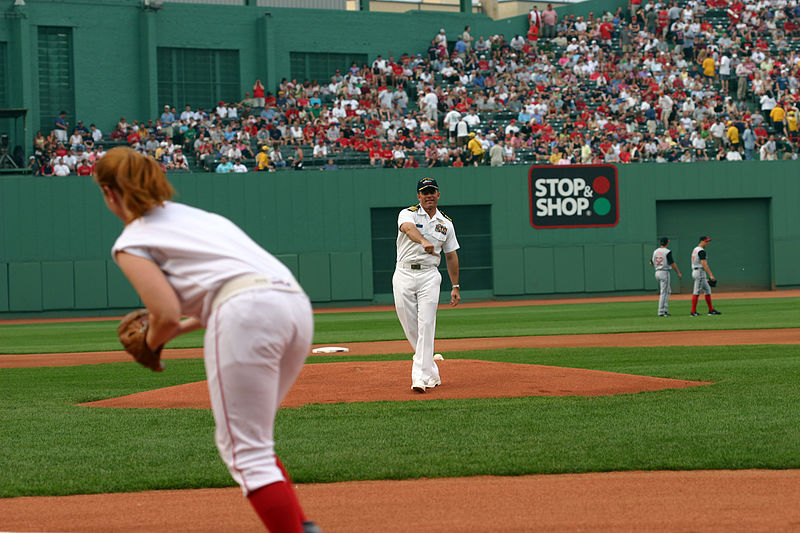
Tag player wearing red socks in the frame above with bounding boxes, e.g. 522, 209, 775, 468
690, 236, 721, 317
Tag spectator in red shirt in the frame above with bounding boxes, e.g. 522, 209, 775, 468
754, 124, 768, 142
76, 159, 94, 176
379, 147, 393, 166
527, 24, 540, 48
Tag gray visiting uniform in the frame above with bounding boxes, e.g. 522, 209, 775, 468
652, 247, 674, 315
691, 245, 712, 295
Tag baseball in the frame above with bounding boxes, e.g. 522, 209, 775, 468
433, 353, 444, 361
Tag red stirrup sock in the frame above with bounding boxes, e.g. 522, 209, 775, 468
247, 481, 303, 533
705, 294, 713, 311
691, 295, 699, 314
276, 456, 308, 523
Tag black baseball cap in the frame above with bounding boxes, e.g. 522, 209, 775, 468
660, 237, 669, 246
699, 236, 712, 242
417, 177, 438, 192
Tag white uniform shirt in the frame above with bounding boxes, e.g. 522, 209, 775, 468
396, 205, 459, 268
112, 201, 299, 325
691, 245, 707, 270
652, 247, 673, 271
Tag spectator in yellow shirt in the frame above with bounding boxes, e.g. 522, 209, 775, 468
726, 121, 740, 149
466, 132, 485, 166
702, 56, 716, 79
255, 145, 270, 171
770, 103, 786, 130
785, 109, 799, 143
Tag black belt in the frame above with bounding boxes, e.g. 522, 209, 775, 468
398, 262, 435, 270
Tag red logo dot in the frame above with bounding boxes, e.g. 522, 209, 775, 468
593, 176, 610, 195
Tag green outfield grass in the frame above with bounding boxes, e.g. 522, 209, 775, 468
1, 344, 799, 497
1, 297, 798, 354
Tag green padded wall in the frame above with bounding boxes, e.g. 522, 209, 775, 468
554, 247, 585, 293
299, 252, 332, 303
2, 161, 800, 317
584, 245, 615, 293
774, 238, 800, 286
523, 247, 555, 295
41, 261, 74, 309
9, 262, 42, 312
493, 248, 524, 296
0, 263, 7, 312
613, 244, 644, 291
330, 252, 363, 301
74, 261, 107, 309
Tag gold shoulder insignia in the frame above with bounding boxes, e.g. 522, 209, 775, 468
408, 205, 419, 212
441, 211, 453, 221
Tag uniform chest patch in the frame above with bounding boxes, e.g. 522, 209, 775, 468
435, 223, 447, 235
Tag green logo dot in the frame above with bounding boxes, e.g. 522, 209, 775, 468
593, 197, 611, 216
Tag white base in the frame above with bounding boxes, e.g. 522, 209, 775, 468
311, 346, 350, 354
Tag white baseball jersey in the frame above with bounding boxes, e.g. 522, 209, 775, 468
652, 247, 674, 271
111, 201, 299, 325
691, 245, 707, 270
396, 205, 459, 267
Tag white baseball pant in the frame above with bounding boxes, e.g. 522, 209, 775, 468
655, 270, 671, 315
204, 287, 313, 495
692, 269, 712, 295
392, 265, 441, 385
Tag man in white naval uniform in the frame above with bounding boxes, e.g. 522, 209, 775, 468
393, 177, 460, 393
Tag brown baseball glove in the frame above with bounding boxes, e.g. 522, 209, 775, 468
118, 309, 164, 372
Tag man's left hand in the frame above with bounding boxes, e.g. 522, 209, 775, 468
450, 287, 461, 306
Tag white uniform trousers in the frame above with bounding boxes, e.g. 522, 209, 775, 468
204, 288, 313, 495
392, 265, 441, 384
692, 268, 711, 295
655, 270, 671, 315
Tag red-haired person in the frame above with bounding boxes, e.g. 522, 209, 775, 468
94, 147, 321, 533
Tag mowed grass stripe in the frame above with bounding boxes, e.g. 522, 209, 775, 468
1, 297, 798, 354
1, 344, 799, 496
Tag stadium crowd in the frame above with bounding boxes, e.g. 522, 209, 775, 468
28, 0, 800, 175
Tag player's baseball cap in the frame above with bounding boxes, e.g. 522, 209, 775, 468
699, 236, 712, 242
417, 177, 438, 192
660, 237, 669, 245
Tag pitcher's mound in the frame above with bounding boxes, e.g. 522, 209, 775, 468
81, 360, 710, 409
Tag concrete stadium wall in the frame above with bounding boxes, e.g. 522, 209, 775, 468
1, 161, 799, 317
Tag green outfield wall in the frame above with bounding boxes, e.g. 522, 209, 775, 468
1, 161, 799, 317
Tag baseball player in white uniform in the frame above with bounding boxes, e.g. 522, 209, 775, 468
650, 237, 682, 316
690, 235, 721, 317
393, 177, 460, 393
95, 147, 321, 533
